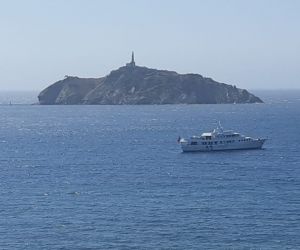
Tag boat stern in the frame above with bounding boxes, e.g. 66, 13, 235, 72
256, 138, 267, 148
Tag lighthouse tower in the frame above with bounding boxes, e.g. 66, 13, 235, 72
126, 51, 136, 67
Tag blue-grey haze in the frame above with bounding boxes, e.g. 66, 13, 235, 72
0, 0, 299, 91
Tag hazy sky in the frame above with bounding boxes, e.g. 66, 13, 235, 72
0, 0, 299, 91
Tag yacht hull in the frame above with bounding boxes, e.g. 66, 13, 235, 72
181, 139, 266, 152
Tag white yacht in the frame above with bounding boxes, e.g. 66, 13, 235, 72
179, 123, 266, 152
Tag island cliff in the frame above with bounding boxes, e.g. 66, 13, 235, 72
38, 53, 263, 105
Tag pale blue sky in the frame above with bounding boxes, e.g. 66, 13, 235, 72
0, 0, 299, 90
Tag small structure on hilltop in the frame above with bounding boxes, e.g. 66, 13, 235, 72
126, 51, 136, 67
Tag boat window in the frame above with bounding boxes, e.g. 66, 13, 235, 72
191, 141, 197, 145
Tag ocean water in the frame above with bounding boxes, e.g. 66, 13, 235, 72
0, 90, 299, 249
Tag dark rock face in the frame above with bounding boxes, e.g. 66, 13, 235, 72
38, 66, 263, 105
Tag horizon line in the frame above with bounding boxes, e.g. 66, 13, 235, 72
1, 88, 300, 92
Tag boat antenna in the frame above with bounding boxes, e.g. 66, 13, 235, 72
218, 121, 223, 131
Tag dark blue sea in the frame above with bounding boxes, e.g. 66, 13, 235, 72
0, 90, 299, 249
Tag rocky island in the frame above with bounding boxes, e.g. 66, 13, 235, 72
38, 53, 262, 105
